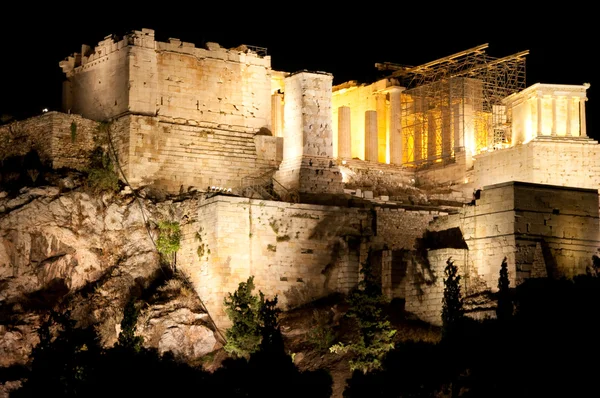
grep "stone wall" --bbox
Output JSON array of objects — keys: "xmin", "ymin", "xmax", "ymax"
[
  {"xmin": 113, "ymin": 115, "xmax": 277, "ymax": 192},
  {"xmin": 431, "ymin": 181, "xmax": 600, "ymax": 289},
  {"xmin": 60, "ymin": 29, "xmax": 273, "ymax": 134},
  {"xmin": 60, "ymin": 32, "xmax": 133, "ymax": 120},
  {"xmin": 253, "ymin": 135, "xmax": 283, "ymax": 163},
  {"xmin": 339, "ymin": 158, "xmax": 414, "ymax": 195},
  {"xmin": 405, "ymin": 248, "xmax": 469, "ymax": 326},
  {"xmin": 154, "ymin": 40, "xmax": 271, "ymax": 131},
  {"xmin": 405, "ymin": 181, "xmax": 600, "ymax": 327},
  {"xmin": 374, "ymin": 208, "xmax": 438, "ymax": 251},
  {"xmin": 374, "ymin": 208, "xmax": 441, "ymax": 301},
  {"xmin": 0, "ymin": 112, "xmax": 99, "ymax": 170},
  {"xmin": 180, "ymin": 195, "xmax": 374, "ymax": 328},
  {"xmin": 175, "ymin": 193, "xmax": 451, "ymax": 328},
  {"xmin": 511, "ymin": 181, "xmax": 600, "ymax": 280},
  {"xmin": 416, "ymin": 149, "xmax": 472, "ymax": 188}
]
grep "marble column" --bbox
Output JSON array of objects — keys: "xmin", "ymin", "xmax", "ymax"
[
  {"xmin": 566, "ymin": 98, "xmax": 572, "ymax": 137},
  {"xmin": 537, "ymin": 94, "xmax": 543, "ymax": 136},
  {"xmin": 271, "ymin": 93, "xmax": 284, "ymax": 137},
  {"xmin": 338, "ymin": 106, "xmax": 351, "ymax": 159},
  {"xmin": 551, "ymin": 97, "xmax": 557, "ymax": 136},
  {"xmin": 580, "ymin": 98, "xmax": 587, "ymax": 137},
  {"xmin": 376, "ymin": 94, "xmax": 387, "ymax": 163},
  {"xmin": 365, "ymin": 110, "xmax": 378, "ymax": 162},
  {"xmin": 388, "ymin": 87, "xmax": 403, "ymax": 164}
]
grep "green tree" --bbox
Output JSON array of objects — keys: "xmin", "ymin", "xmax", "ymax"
[
  {"xmin": 496, "ymin": 256, "xmax": 513, "ymax": 321},
  {"xmin": 223, "ymin": 276, "xmax": 262, "ymax": 358},
  {"xmin": 257, "ymin": 292, "xmax": 282, "ymax": 351},
  {"xmin": 441, "ymin": 257, "xmax": 464, "ymax": 341},
  {"xmin": 330, "ymin": 250, "xmax": 396, "ymax": 374},
  {"xmin": 116, "ymin": 298, "xmax": 144, "ymax": 352}
]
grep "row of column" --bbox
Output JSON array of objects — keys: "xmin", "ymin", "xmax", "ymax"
[
  {"xmin": 536, "ymin": 94, "xmax": 587, "ymax": 137},
  {"xmin": 338, "ymin": 87, "xmax": 404, "ymax": 164}
]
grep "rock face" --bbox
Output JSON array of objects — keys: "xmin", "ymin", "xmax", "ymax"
[
  {"xmin": 0, "ymin": 179, "xmax": 219, "ymax": 371},
  {"xmin": 136, "ymin": 278, "xmax": 220, "ymax": 360}
]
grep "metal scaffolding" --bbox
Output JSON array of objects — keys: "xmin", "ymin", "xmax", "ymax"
[{"xmin": 376, "ymin": 44, "xmax": 528, "ymax": 166}]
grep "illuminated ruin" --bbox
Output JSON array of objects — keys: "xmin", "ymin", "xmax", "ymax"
[{"xmin": 2, "ymin": 28, "xmax": 598, "ymax": 327}]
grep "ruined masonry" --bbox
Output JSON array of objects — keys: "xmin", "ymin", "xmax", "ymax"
[{"xmin": 2, "ymin": 28, "xmax": 599, "ymax": 328}]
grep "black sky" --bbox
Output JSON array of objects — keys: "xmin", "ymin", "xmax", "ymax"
[{"xmin": 1, "ymin": 6, "xmax": 596, "ymax": 139}]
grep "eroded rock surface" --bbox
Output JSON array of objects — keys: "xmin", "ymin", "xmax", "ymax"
[{"xmin": 0, "ymin": 182, "xmax": 219, "ymax": 370}]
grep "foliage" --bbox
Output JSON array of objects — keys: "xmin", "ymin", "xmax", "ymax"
[
  {"xmin": 257, "ymin": 291, "xmax": 282, "ymax": 351},
  {"xmin": 12, "ymin": 311, "xmax": 102, "ymax": 397},
  {"xmin": 222, "ymin": 275, "xmax": 284, "ymax": 359},
  {"xmin": 496, "ymin": 256, "xmax": 513, "ymax": 321},
  {"xmin": 441, "ymin": 257, "xmax": 464, "ymax": 341},
  {"xmin": 223, "ymin": 276, "xmax": 263, "ymax": 358},
  {"xmin": 218, "ymin": 277, "xmax": 332, "ymax": 398},
  {"xmin": 70, "ymin": 121, "xmax": 77, "ymax": 143},
  {"xmin": 307, "ymin": 309, "xmax": 336, "ymax": 353},
  {"xmin": 116, "ymin": 299, "xmax": 144, "ymax": 352},
  {"xmin": 156, "ymin": 220, "xmax": 181, "ymax": 265},
  {"xmin": 85, "ymin": 146, "xmax": 120, "ymax": 193},
  {"xmin": 330, "ymin": 251, "xmax": 396, "ymax": 374}
]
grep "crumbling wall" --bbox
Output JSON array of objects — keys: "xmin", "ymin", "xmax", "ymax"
[
  {"xmin": 374, "ymin": 207, "xmax": 439, "ymax": 250},
  {"xmin": 0, "ymin": 112, "xmax": 99, "ymax": 170},
  {"xmin": 182, "ymin": 196, "xmax": 372, "ymax": 328},
  {"xmin": 416, "ymin": 150, "xmax": 472, "ymax": 189},
  {"xmin": 339, "ymin": 158, "xmax": 414, "ymax": 197}
]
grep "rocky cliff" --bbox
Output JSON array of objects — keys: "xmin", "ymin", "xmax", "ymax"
[{"xmin": 0, "ymin": 174, "xmax": 220, "ymax": 395}]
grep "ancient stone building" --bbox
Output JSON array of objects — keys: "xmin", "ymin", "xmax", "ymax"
[{"xmin": 2, "ymin": 28, "xmax": 599, "ymax": 328}]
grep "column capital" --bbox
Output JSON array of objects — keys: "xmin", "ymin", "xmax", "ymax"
[{"xmin": 375, "ymin": 86, "xmax": 406, "ymax": 94}]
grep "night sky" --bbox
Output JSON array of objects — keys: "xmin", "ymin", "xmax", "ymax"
[{"xmin": 1, "ymin": 6, "xmax": 596, "ymax": 140}]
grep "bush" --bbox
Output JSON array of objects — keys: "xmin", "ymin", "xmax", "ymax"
[
  {"xmin": 156, "ymin": 221, "xmax": 181, "ymax": 266},
  {"xmin": 85, "ymin": 146, "xmax": 120, "ymax": 193},
  {"xmin": 330, "ymin": 250, "xmax": 396, "ymax": 374},
  {"xmin": 307, "ymin": 309, "xmax": 336, "ymax": 353},
  {"xmin": 223, "ymin": 276, "xmax": 262, "ymax": 358},
  {"xmin": 223, "ymin": 276, "xmax": 283, "ymax": 359}
]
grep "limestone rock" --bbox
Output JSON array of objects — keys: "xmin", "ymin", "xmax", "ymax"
[
  {"xmin": 137, "ymin": 279, "xmax": 219, "ymax": 362},
  {"xmin": 0, "ymin": 314, "xmax": 41, "ymax": 367},
  {"xmin": 0, "ymin": 182, "xmax": 217, "ymax": 368}
]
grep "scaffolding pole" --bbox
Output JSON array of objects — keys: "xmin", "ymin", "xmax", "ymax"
[{"xmin": 379, "ymin": 45, "xmax": 527, "ymax": 166}]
